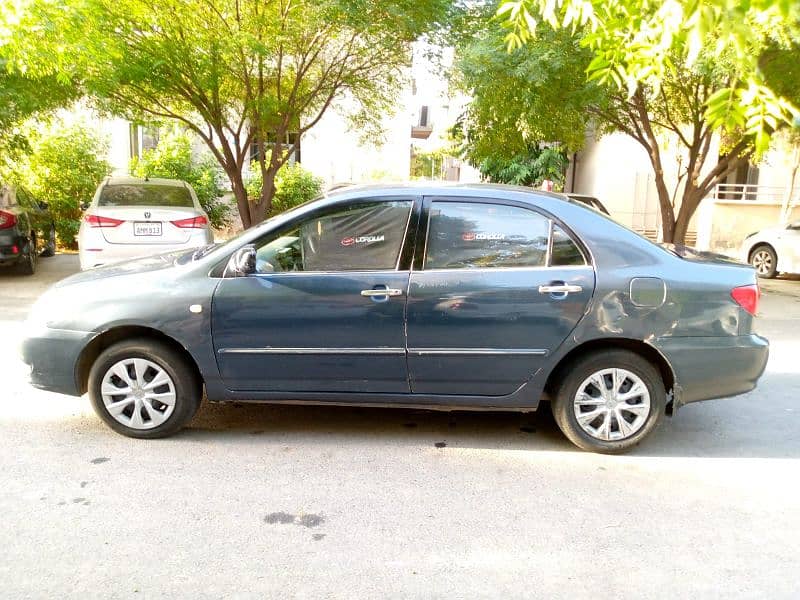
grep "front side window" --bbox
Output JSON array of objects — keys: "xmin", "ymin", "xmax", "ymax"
[
  {"xmin": 425, "ymin": 201, "xmax": 550, "ymax": 269},
  {"xmin": 254, "ymin": 200, "xmax": 412, "ymax": 273}
]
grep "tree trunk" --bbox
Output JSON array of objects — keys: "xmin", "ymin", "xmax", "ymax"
[
  {"xmin": 651, "ymin": 167, "xmax": 676, "ymax": 243},
  {"xmin": 249, "ymin": 166, "xmax": 278, "ymax": 225},
  {"xmin": 228, "ymin": 169, "xmax": 252, "ymax": 230}
]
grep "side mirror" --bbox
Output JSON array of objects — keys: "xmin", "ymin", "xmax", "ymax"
[
  {"xmin": 226, "ymin": 244, "xmax": 257, "ymax": 277},
  {"xmin": 79, "ymin": 202, "xmax": 89, "ymax": 211}
]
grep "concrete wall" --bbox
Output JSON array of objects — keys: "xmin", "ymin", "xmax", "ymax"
[{"xmin": 698, "ymin": 201, "xmax": 800, "ymax": 256}]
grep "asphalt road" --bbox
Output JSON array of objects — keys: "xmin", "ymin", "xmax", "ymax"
[{"xmin": 1, "ymin": 255, "xmax": 798, "ymax": 599}]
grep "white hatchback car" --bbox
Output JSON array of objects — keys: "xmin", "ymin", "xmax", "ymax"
[
  {"xmin": 78, "ymin": 177, "xmax": 213, "ymax": 270},
  {"xmin": 741, "ymin": 220, "xmax": 800, "ymax": 278}
]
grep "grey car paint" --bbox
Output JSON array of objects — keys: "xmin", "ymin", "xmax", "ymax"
[{"xmin": 21, "ymin": 184, "xmax": 768, "ymax": 413}]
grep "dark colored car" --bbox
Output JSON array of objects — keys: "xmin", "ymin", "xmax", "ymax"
[
  {"xmin": 0, "ymin": 184, "xmax": 56, "ymax": 275},
  {"xmin": 566, "ymin": 193, "xmax": 610, "ymax": 215},
  {"xmin": 22, "ymin": 184, "xmax": 768, "ymax": 453}
]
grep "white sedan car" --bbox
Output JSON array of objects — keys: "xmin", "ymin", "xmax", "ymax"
[
  {"xmin": 741, "ymin": 220, "xmax": 800, "ymax": 278},
  {"xmin": 78, "ymin": 177, "xmax": 213, "ymax": 270}
]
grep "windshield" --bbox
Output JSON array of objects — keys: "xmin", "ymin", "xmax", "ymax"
[{"xmin": 99, "ymin": 184, "xmax": 194, "ymax": 207}]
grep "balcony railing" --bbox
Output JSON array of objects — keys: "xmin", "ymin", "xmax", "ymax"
[{"xmin": 710, "ymin": 183, "xmax": 800, "ymax": 204}]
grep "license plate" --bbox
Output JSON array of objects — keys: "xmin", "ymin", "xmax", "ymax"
[{"xmin": 134, "ymin": 222, "xmax": 162, "ymax": 236}]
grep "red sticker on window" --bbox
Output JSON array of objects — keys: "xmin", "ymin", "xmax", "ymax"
[
  {"xmin": 341, "ymin": 237, "xmax": 355, "ymax": 247},
  {"xmin": 462, "ymin": 232, "xmax": 476, "ymax": 241}
]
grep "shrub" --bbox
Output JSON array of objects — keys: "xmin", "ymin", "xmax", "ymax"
[
  {"xmin": 245, "ymin": 160, "xmax": 324, "ymax": 216},
  {"xmin": 130, "ymin": 128, "xmax": 231, "ymax": 229},
  {"xmin": 13, "ymin": 121, "xmax": 111, "ymax": 248}
]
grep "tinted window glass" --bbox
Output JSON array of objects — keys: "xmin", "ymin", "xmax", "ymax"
[
  {"xmin": 99, "ymin": 184, "xmax": 194, "ymax": 207},
  {"xmin": 425, "ymin": 202, "xmax": 549, "ymax": 269},
  {"xmin": 254, "ymin": 200, "xmax": 412, "ymax": 273},
  {"xmin": 551, "ymin": 224, "xmax": 586, "ymax": 266}
]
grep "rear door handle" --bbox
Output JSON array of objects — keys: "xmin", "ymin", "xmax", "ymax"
[
  {"xmin": 361, "ymin": 288, "xmax": 403, "ymax": 297},
  {"xmin": 538, "ymin": 284, "xmax": 583, "ymax": 294}
]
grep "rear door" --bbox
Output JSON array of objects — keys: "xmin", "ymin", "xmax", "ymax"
[{"xmin": 406, "ymin": 197, "xmax": 595, "ymax": 396}]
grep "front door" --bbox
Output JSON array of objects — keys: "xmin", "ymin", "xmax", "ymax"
[
  {"xmin": 406, "ymin": 198, "xmax": 595, "ymax": 396},
  {"xmin": 212, "ymin": 198, "xmax": 416, "ymax": 393}
]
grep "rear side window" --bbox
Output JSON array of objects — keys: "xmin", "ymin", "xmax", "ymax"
[
  {"xmin": 99, "ymin": 184, "xmax": 194, "ymax": 208},
  {"xmin": 551, "ymin": 224, "xmax": 586, "ymax": 266},
  {"xmin": 425, "ymin": 202, "xmax": 550, "ymax": 269}
]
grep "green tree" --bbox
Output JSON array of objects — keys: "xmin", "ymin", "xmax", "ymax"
[
  {"xmin": 0, "ymin": 62, "xmax": 77, "ymax": 168},
  {"xmin": 245, "ymin": 160, "xmax": 324, "ymax": 216},
  {"xmin": 7, "ymin": 0, "xmax": 449, "ymax": 228},
  {"xmin": 498, "ymin": 0, "xmax": 800, "ymax": 153},
  {"xmin": 12, "ymin": 122, "xmax": 111, "ymax": 247},
  {"xmin": 456, "ymin": 4, "xmax": 800, "ymax": 243},
  {"xmin": 130, "ymin": 128, "xmax": 231, "ymax": 229}
]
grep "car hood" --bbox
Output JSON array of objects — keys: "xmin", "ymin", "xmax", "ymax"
[{"xmin": 55, "ymin": 250, "xmax": 190, "ymax": 287}]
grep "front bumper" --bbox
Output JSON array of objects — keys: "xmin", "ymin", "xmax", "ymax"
[
  {"xmin": 654, "ymin": 334, "xmax": 769, "ymax": 406},
  {"xmin": 21, "ymin": 327, "xmax": 96, "ymax": 396}
]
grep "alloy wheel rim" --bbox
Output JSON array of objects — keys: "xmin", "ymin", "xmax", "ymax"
[
  {"xmin": 752, "ymin": 250, "xmax": 772, "ymax": 275},
  {"xmin": 100, "ymin": 358, "xmax": 176, "ymax": 430},
  {"xmin": 573, "ymin": 368, "xmax": 651, "ymax": 441}
]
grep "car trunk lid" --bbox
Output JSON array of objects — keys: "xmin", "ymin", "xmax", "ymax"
[{"xmin": 90, "ymin": 206, "xmax": 204, "ymax": 245}]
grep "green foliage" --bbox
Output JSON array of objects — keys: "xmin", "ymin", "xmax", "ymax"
[
  {"xmin": 0, "ymin": 60, "xmax": 78, "ymax": 168},
  {"xmin": 477, "ymin": 146, "xmax": 568, "ymax": 188},
  {"xmin": 410, "ymin": 148, "xmax": 450, "ymax": 179},
  {"xmin": 245, "ymin": 161, "xmax": 324, "ymax": 216},
  {"xmin": 130, "ymin": 129, "xmax": 231, "ymax": 229},
  {"xmin": 497, "ymin": 0, "xmax": 800, "ymax": 156},
  {"xmin": 11, "ymin": 122, "xmax": 111, "ymax": 248},
  {"xmin": 452, "ymin": 21, "xmax": 599, "ymax": 162},
  {"xmin": 5, "ymin": 0, "xmax": 449, "ymax": 227}
]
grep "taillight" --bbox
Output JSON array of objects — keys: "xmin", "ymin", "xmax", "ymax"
[
  {"xmin": 0, "ymin": 210, "xmax": 17, "ymax": 229},
  {"xmin": 171, "ymin": 216, "xmax": 208, "ymax": 229},
  {"xmin": 85, "ymin": 214, "xmax": 124, "ymax": 228},
  {"xmin": 731, "ymin": 284, "xmax": 760, "ymax": 316}
]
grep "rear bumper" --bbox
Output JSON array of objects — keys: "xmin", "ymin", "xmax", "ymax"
[
  {"xmin": 654, "ymin": 334, "xmax": 769, "ymax": 405},
  {"xmin": 20, "ymin": 327, "xmax": 95, "ymax": 396}
]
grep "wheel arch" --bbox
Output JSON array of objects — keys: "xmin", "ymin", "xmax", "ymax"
[
  {"xmin": 75, "ymin": 325, "xmax": 204, "ymax": 394},
  {"xmin": 748, "ymin": 241, "xmax": 777, "ymax": 264},
  {"xmin": 544, "ymin": 338, "xmax": 677, "ymax": 413}
]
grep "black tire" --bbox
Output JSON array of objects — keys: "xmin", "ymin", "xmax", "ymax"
[
  {"xmin": 550, "ymin": 349, "xmax": 665, "ymax": 454},
  {"xmin": 17, "ymin": 236, "xmax": 37, "ymax": 275},
  {"xmin": 40, "ymin": 225, "xmax": 56, "ymax": 257},
  {"xmin": 88, "ymin": 338, "xmax": 202, "ymax": 439},
  {"xmin": 749, "ymin": 244, "xmax": 777, "ymax": 279}
]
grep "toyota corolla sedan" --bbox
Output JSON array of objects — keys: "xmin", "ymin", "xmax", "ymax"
[
  {"xmin": 78, "ymin": 176, "xmax": 213, "ymax": 270},
  {"xmin": 22, "ymin": 184, "xmax": 768, "ymax": 453}
]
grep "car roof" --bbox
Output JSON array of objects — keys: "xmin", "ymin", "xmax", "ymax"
[
  {"xmin": 324, "ymin": 181, "xmax": 569, "ymax": 204},
  {"xmin": 105, "ymin": 176, "xmax": 188, "ymax": 187}
]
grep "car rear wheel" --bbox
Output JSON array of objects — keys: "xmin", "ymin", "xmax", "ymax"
[
  {"xmin": 551, "ymin": 349, "xmax": 665, "ymax": 454},
  {"xmin": 40, "ymin": 225, "xmax": 56, "ymax": 257},
  {"xmin": 88, "ymin": 339, "xmax": 202, "ymax": 439},
  {"xmin": 750, "ymin": 245, "xmax": 777, "ymax": 278},
  {"xmin": 17, "ymin": 236, "xmax": 37, "ymax": 275}
]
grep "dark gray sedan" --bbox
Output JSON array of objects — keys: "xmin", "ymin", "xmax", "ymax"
[{"xmin": 22, "ymin": 184, "xmax": 769, "ymax": 453}]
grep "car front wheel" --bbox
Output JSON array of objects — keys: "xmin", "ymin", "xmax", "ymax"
[
  {"xmin": 88, "ymin": 339, "xmax": 202, "ymax": 439},
  {"xmin": 750, "ymin": 245, "xmax": 777, "ymax": 278},
  {"xmin": 551, "ymin": 349, "xmax": 665, "ymax": 454}
]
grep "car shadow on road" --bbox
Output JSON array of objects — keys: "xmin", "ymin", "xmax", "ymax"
[{"xmin": 175, "ymin": 381, "xmax": 800, "ymax": 459}]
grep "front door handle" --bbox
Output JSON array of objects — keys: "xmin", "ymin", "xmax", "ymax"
[
  {"xmin": 361, "ymin": 288, "xmax": 404, "ymax": 297},
  {"xmin": 538, "ymin": 284, "xmax": 583, "ymax": 294}
]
